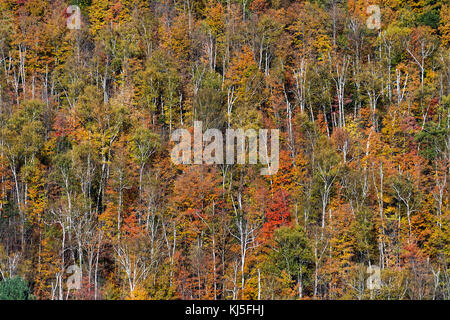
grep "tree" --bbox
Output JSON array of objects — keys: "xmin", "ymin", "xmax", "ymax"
[
  {"xmin": 265, "ymin": 225, "xmax": 313, "ymax": 299},
  {"xmin": 0, "ymin": 276, "xmax": 34, "ymax": 300}
]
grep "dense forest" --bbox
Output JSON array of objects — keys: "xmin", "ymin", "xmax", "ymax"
[{"xmin": 0, "ymin": 0, "xmax": 448, "ymax": 300}]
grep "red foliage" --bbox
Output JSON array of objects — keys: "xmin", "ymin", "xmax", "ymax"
[{"xmin": 261, "ymin": 189, "xmax": 291, "ymax": 240}]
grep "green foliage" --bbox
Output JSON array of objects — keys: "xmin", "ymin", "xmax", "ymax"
[
  {"xmin": 0, "ymin": 277, "xmax": 34, "ymax": 300},
  {"xmin": 130, "ymin": 127, "xmax": 160, "ymax": 166},
  {"xmin": 417, "ymin": 9, "xmax": 441, "ymax": 29},
  {"xmin": 415, "ymin": 121, "xmax": 448, "ymax": 160},
  {"xmin": 265, "ymin": 225, "xmax": 314, "ymax": 288}
]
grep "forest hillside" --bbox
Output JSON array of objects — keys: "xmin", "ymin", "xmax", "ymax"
[{"xmin": 0, "ymin": 0, "xmax": 448, "ymax": 300}]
